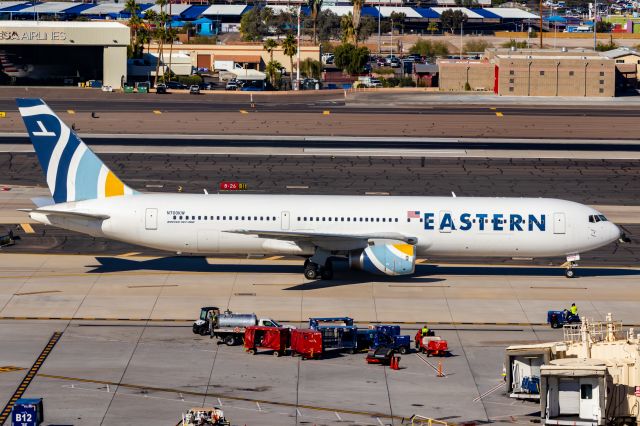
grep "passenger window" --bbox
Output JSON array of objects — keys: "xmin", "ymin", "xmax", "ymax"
[
  {"xmin": 297, "ymin": 217, "xmax": 301, "ymax": 221},
  {"xmin": 173, "ymin": 216, "xmax": 176, "ymax": 220},
  {"xmin": 580, "ymin": 384, "xmax": 592, "ymax": 400},
  {"xmin": 260, "ymin": 216, "xmax": 263, "ymax": 220},
  {"xmin": 235, "ymin": 216, "xmax": 239, "ymax": 220},
  {"xmin": 254, "ymin": 216, "xmax": 257, "ymax": 220},
  {"xmin": 192, "ymin": 216, "xmax": 195, "ymax": 220},
  {"xmin": 179, "ymin": 216, "xmax": 183, "ymax": 220},
  {"xmin": 198, "ymin": 216, "xmax": 201, "ymax": 220},
  {"xmin": 217, "ymin": 216, "xmax": 220, "ymax": 220},
  {"xmin": 395, "ymin": 218, "xmax": 398, "ymax": 222},
  {"xmin": 242, "ymin": 216, "xmax": 245, "ymax": 220},
  {"xmin": 247, "ymin": 217, "xmax": 251, "ymax": 221},
  {"xmin": 328, "ymin": 218, "xmax": 331, "ymax": 221}
]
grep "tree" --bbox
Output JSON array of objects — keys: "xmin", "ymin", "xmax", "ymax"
[
  {"xmin": 427, "ymin": 21, "xmax": 438, "ymax": 35},
  {"xmin": 300, "ymin": 58, "xmax": 322, "ymax": 79},
  {"xmin": 440, "ymin": 9, "xmax": 467, "ymax": 34},
  {"xmin": 315, "ymin": 10, "xmax": 341, "ymax": 42},
  {"xmin": 390, "ymin": 12, "xmax": 406, "ymax": 34},
  {"xmin": 455, "ymin": 0, "xmax": 479, "ymax": 6},
  {"xmin": 240, "ymin": 7, "xmax": 273, "ymax": 41},
  {"xmin": 350, "ymin": 0, "xmax": 364, "ymax": 44},
  {"xmin": 358, "ymin": 16, "xmax": 377, "ymax": 42},
  {"xmin": 281, "ymin": 33, "xmax": 298, "ymax": 81},
  {"xmin": 596, "ymin": 21, "xmax": 612, "ymax": 33},
  {"xmin": 308, "ymin": 0, "xmax": 323, "ymax": 44},
  {"xmin": 334, "ymin": 43, "xmax": 369, "ymax": 74},
  {"xmin": 263, "ymin": 38, "xmax": 278, "ymax": 63},
  {"xmin": 340, "ymin": 13, "xmax": 355, "ymax": 43},
  {"xmin": 125, "ymin": 0, "xmax": 142, "ymax": 57},
  {"xmin": 266, "ymin": 59, "xmax": 283, "ymax": 87}
]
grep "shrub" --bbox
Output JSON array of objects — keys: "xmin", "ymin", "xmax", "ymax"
[
  {"xmin": 463, "ymin": 39, "xmax": 490, "ymax": 54},
  {"xmin": 177, "ymin": 75, "xmax": 203, "ymax": 85},
  {"xmin": 410, "ymin": 39, "xmax": 449, "ymax": 58},
  {"xmin": 501, "ymin": 39, "xmax": 528, "ymax": 48},
  {"xmin": 596, "ymin": 41, "xmax": 618, "ymax": 52},
  {"xmin": 334, "ymin": 43, "xmax": 370, "ymax": 74},
  {"xmin": 372, "ymin": 67, "xmax": 395, "ymax": 75}
]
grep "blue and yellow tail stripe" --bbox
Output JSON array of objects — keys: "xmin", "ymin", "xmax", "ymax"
[{"xmin": 16, "ymin": 98, "xmax": 137, "ymax": 204}]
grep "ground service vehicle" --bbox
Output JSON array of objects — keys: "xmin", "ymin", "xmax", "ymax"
[
  {"xmin": 418, "ymin": 335, "xmax": 449, "ymax": 356},
  {"xmin": 547, "ymin": 310, "xmax": 581, "ymax": 328},
  {"xmin": 189, "ymin": 85, "xmax": 200, "ymax": 94},
  {"xmin": 155, "ymin": 83, "xmax": 167, "ymax": 94},
  {"xmin": 373, "ymin": 325, "xmax": 411, "ymax": 354},
  {"xmin": 366, "ymin": 346, "xmax": 395, "ymax": 365},
  {"xmin": 309, "ymin": 317, "xmax": 358, "ymax": 354},
  {"xmin": 192, "ymin": 307, "xmax": 283, "ymax": 345},
  {"xmin": 290, "ymin": 329, "xmax": 323, "ymax": 359},
  {"xmin": 244, "ymin": 326, "xmax": 290, "ymax": 357},
  {"xmin": 225, "ymin": 80, "xmax": 238, "ymax": 90},
  {"xmin": 181, "ymin": 407, "xmax": 230, "ymax": 426}
]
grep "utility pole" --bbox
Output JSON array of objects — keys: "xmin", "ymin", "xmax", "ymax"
[
  {"xmin": 377, "ymin": 5, "xmax": 381, "ymax": 54},
  {"xmin": 593, "ymin": 0, "xmax": 597, "ymax": 50},
  {"xmin": 460, "ymin": 21, "xmax": 463, "ymax": 59},
  {"xmin": 539, "ymin": 0, "xmax": 543, "ymax": 48},
  {"xmin": 296, "ymin": 5, "xmax": 301, "ymax": 90}
]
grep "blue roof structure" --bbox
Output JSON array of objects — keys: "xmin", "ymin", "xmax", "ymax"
[
  {"xmin": 546, "ymin": 15, "xmax": 567, "ymax": 22},
  {"xmin": 414, "ymin": 7, "xmax": 439, "ymax": 18},
  {"xmin": 62, "ymin": 3, "xmax": 96, "ymax": 14},
  {"xmin": 361, "ymin": 6, "xmax": 380, "ymax": 18},
  {"xmin": 182, "ymin": 5, "xmax": 208, "ymax": 19},
  {"xmin": 0, "ymin": 2, "xmax": 35, "ymax": 12},
  {"xmin": 470, "ymin": 8, "xmax": 501, "ymax": 19}
]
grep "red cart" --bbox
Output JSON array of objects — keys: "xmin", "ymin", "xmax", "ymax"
[
  {"xmin": 290, "ymin": 329, "xmax": 322, "ymax": 359},
  {"xmin": 244, "ymin": 326, "xmax": 290, "ymax": 357},
  {"xmin": 418, "ymin": 336, "xmax": 449, "ymax": 357}
]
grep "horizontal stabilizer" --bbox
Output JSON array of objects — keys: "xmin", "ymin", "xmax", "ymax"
[
  {"xmin": 19, "ymin": 208, "xmax": 110, "ymax": 221},
  {"xmin": 31, "ymin": 196, "xmax": 55, "ymax": 208}
]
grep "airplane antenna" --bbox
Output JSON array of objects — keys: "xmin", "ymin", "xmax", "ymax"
[{"xmin": 451, "ymin": 192, "xmax": 457, "ymax": 198}]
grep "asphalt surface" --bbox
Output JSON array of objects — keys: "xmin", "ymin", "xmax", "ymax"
[
  {"xmin": 4, "ymin": 153, "xmax": 640, "ymax": 204},
  {"xmin": 5, "ymin": 96, "xmax": 640, "ymax": 116}
]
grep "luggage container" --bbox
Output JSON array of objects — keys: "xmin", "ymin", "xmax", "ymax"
[
  {"xmin": 418, "ymin": 336, "xmax": 449, "ymax": 356},
  {"xmin": 244, "ymin": 326, "xmax": 290, "ymax": 357},
  {"xmin": 309, "ymin": 317, "xmax": 358, "ymax": 354},
  {"xmin": 290, "ymin": 329, "xmax": 322, "ymax": 359}
]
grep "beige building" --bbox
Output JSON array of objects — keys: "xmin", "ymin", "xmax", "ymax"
[
  {"xmin": 495, "ymin": 54, "xmax": 615, "ymax": 97},
  {"xmin": 0, "ymin": 21, "xmax": 129, "ymax": 88},
  {"xmin": 439, "ymin": 48, "xmax": 617, "ymax": 97},
  {"xmin": 437, "ymin": 59, "xmax": 495, "ymax": 92}
]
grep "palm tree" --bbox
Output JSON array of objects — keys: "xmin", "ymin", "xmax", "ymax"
[
  {"xmin": 266, "ymin": 59, "xmax": 283, "ymax": 88},
  {"xmin": 124, "ymin": 0, "xmax": 141, "ymax": 55},
  {"xmin": 340, "ymin": 13, "xmax": 355, "ymax": 44},
  {"xmin": 308, "ymin": 0, "xmax": 323, "ymax": 45},
  {"xmin": 281, "ymin": 33, "xmax": 297, "ymax": 88},
  {"xmin": 153, "ymin": 0, "xmax": 168, "ymax": 84},
  {"xmin": 350, "ymin": 0, "xmax": 364, "ymax": 44},
  {"xmin": 142, "ymin": 10, "xmax": 156, "ymax": 56},
  {"xmin": 263, "ymin": 38, "xmax": 278, "ymax": 63}
]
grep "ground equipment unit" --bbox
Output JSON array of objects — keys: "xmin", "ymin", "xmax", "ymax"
[
  {"xmin": 244, "ymin": 326, "xmax": 291, "ymax": 357},
  {"xmin": 192, "ymin": 307, "xmax": 283, "ymax": 345},
  {"xmin": 290, "ymin": 329, "xmax": 323, "ymax": 359},
  {"xmin": 547, "ymin": 310, "xmax": 580, "ymax": 328},
  {"xmin": 366, "ymin": 346, "xmax": 395, "ymax": 365},
  {"xmin": 11, "ymin": 398, "xmax": 43, "ymax": 426},
  {"xmin": 418, "ymin": 336, "xmax": 449, "ymax": 356},
  {"xmin": 309, "ymin": 317, "xmax": 358, "ymax": 354}
]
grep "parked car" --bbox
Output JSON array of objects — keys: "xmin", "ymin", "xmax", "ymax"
[
  {"xmin": 189, "ymin": 85, "xmax": 201, "ymax": 94},
  {"xmin": 155, "ymin": 83, "xmax": 167, "ymax": 94},
  {"xmin": 198, "ymin": 82, "xmax": 212, "ymax": 90},
  {"xmin": 368, "ymin": 78, "xmax": 382, "ymax": 88},
  {"xmin": 225, "ymin": 80, "xmax": 238, "ymax": 91},
  {"xmin": 166, "ymin": 81, "xmax": 187, "ymax": 90}
]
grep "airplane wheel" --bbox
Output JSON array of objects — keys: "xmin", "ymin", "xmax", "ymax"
[
  {"xmin": 304, "ymin": 265, "xmax": 318, "ymax": 280},
  {"xmin": 321, "ymin": 267, "xmax": 333, "ymax": 280},
  {"xmin": 565, "ymin": 269, "xmax": 575, "ymax": 278}
]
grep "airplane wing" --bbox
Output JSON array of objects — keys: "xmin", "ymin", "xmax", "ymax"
[
  {"xmin": 223, "ymin": 229, "xmax": 417, "ymax": 250},
  {"xmin": 18, "ymin": 209, "xmax": 110, "ymax": 221}
]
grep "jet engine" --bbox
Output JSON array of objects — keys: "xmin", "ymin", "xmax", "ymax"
[{"xmin": 349, "ymin": 240, "xmax": 416, "ymax": 276}]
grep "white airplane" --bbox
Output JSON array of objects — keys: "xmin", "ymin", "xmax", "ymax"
[{"xmin": 17, "ymin": 98, "xmax": 625, "ymax": 280}]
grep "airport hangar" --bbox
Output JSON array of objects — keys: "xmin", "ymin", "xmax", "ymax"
[{"xmin": 0, "ymin": 20, "xmax": 129, "ymax": 88}]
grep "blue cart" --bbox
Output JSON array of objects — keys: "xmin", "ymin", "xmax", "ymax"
[
  {"xmin": 309, "ymin": 317, "xmax": 358, "ymax": 354},
  {"xmin": 356, "ymin": 325, "xmax": 411, "ymax": 354},
  {"xmin": 547, "ymin": 310, "xmax": 581, "ymax": 328}
]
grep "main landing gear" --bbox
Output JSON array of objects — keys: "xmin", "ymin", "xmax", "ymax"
[
  {"xmin": 304, "ymin": 258, "xmax": 334, "ymax": 280},
  {"xmin": 304, "ymin": 249, "xmax": 334, "ymax": 280}
]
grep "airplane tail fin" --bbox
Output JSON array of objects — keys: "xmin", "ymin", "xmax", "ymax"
[{"xmin": 16, "ymin": 98, "xmax": 137, "ymax": 204}]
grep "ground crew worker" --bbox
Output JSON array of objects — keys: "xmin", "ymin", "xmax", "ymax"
[
  {"xmin": 207, "ymin": 309, "xmax": 214, "ymax": 338},
  {"xmin": 421, "ymin": 325, "xmax": 430, "ymax": 336},
  {"xmin": 570, "ymin": 303, "xmax": 578, "ymax": 316}
]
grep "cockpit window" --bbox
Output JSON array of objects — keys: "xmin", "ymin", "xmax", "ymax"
[{"xmin": 589, "ymin": 215, "xmax": 608, "ymax": 223}]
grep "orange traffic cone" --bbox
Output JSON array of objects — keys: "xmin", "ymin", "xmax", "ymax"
[{"xmin": 437, "ymin": 360, "xmax": 444, "ymax": 377}]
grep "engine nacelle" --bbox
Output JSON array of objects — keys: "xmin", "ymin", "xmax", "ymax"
[{"xmin": 349, "ymin": 240, "xmax": 416, "ymax": 276}]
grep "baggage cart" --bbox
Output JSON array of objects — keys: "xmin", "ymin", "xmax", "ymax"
[{"xmin": 244, "ymin": 326, "xmax": 290, "ymax": 357}]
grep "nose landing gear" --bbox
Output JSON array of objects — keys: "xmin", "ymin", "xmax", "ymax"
[{"xmin": 563, "ymin": 254, "xmax": 580, "ymax": 278}]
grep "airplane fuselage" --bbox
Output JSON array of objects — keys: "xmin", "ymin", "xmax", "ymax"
[{"xmin": 30, "ymin": 194, "xmax": 621, "ymax": 259}]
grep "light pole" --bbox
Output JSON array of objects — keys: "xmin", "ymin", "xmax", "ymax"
[
  {"xmin": 593, "ymin": 0, "xmax": 597, "ymax": 51},
  {"xmin": 460, "ymin": 21, "xmax": 463, "ymax": 59},
  {"xmin": 296, "ymin": 5, "xmax": 301, "ymax": 90},
  {"xmin": 377, "ymin": 5, "xmax": 381, "ymax": 54}
]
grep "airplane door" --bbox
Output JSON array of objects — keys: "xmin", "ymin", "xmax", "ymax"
[
  {"xmin": 145, "ymin": 208, "xmax": 158, "ymax": 230},
  {"xmin": 439, "ymin": 210, "xmax": 451, "ymax": 233},
  {"xmin": 579, "ymin": 379, "xmax": 598, "ymax": 420},
  {"xmin": 281, "ymin": 211, "xmax": 290, "ymax": 230},
  {"xmin": 553, "ymin": 212, "xmax": 566, "ymax": 234}
]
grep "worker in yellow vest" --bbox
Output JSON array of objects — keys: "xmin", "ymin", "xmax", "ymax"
[
  {"xmin": 570, "ymin": 303, "xmax": 578, "ymax": 316},
  {"xmin": 421, "ymin": 325, "xmax": 430, "ymax": 336}
]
